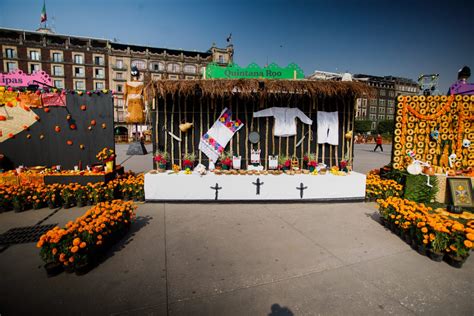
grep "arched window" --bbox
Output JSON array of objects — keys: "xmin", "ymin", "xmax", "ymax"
[
  {"xmin": 131, "ymin": 59, "xmax": 146, "ymax": 70},
  {"xmin": 167, "ymin": 63, "xmax": 181, "ymax": 73},
  {"xmin": 183, "ymin": 65, "xmax": 196, "ymax": 74},
  {"xmin": 150, "ymin": 62, "xmax": 165, "ymax": 72}
]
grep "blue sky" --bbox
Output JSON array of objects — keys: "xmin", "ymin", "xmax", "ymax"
[{"xmin": 1, "ymin": 0, "xmax": 473, "ymax": 91}]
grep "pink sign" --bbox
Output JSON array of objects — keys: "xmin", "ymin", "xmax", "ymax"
[{"xmin": 0, "ymin": 70, "xmax": 52, "ymax": 87}]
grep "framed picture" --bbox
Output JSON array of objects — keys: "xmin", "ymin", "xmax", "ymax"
[{"xmin": 447, "ymin": 177, "xmax": 474, "ymax": 208}]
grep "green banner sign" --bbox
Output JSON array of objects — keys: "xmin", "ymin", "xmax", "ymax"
[{"xmin": 206, "ymin": 62, "xmax": 304, "ymax": 80}]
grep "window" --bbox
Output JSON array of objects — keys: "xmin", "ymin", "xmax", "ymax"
[
  {"xmin": 168, "ymin": 74, "xmax": 179, "ymax": 80},
  {"xmin": 152, "ymin": 74, "xmax": 162, "ymax": 80},
  {"xmin": 369, "ymin": 98, "xmax": 377, "ymax": 105},
  {"xmin": 6, "ymin": 62, "xmax": 17, "ymax": 72},
  {"xmin": 388, "ymin": 100, "xmax": 395, "ymax": 107},
  {"xmin": 54, "ymin": 80, "xmax": 64, "ymax": 89},
  {"xmin": 378, "ymin": 114, "xmax": 385, "ymax": 120},
  {"xmin": 5, "ymin": 48, "xmax": 16, "ymax": 58},
  {"xmin": 369, "ymin": 114, "xmax": 377, "ymax": 121},
  {"xmin": 95, "ymin": 82, "xmax": 104, "ymax": 90},
  {"xmin": 116, "ymin": 72, "xmax": 123, "ymax": 79},
  {"xmin": 167, "ymin": 63, "xmax": 180, "ymax": 73},
  {"xmin": 184, "ymin": 65, "xmax": 196, "ymax": 74},
  {"xmin": 379, "ymin": 89, "xmax": 386, "ymax": 96},
  {"xmin": 218, "ymin": 55, "xmax": 224, "ymax": 63},
  {"xmin": 388, "ymin": 90, "xmax": 395, "ymax": 97},
  {"xmin": 132, "ymin": 60, "xmax": 146, "ymax": 70},
  {"xmin": 116, "ymin": 98, "xmax": 124, "ymax": 107},
  {"xmin": 185, "ymin": 76, "xmax": 195, "ymax": 80},
  {"xmin": 95, "ymin": 68, "xmax": 105, "ymax": 79},
  {"xmin": 29, "ymin": 63, "xmax": 40, "ymax": 73},
  {"xmin": 115, "ymin": 59, "xmax": 124, "ymax": 69},
  {"xmin": 52, "ymin": 65, "xmax": 63, "ymax": 76},
  {"xmin": 52, "ymin": 52, "xmax": 63, "ymax": 62},
  {"xmin": 151, "ymin": 62, "xmax": 164, "ymax": 71},
  {"xmin": 387, "ymin": 115, "xmax": 394, "ymax": 120},
  {"xmin": 75, "ymin": 80, "xmax": 85, "ymax": 90},
  {"xmin": 379, "ymin": 107, "xmax": 385, "ymax": 114},
  {"xmin": 379, "ymin": 99, "xmax": 386, "ymax": 106},
  {"xmin": 74, "ymin": 66, "xmax": 84, "ymax": 77},
  {"xmin": 29, "ymin": 50, "xmax": 40, "ymax": 60},
  {"xmin": 73, "ymin": 54, "xmax": 84, "ymax": 64},
  {"xmin": 370, "ymin": 106, "xmax": 377, "ymax": 113},
  {"xmin": 362, "ymin": 98, "xmax": 367, "ymax": 106},
  {"xmin": 94, "ymin": 56, "xmax": 104, "ymax": 65},
  {"xmin": 116, "ymin": 84, "xmax": 123, "ymax": 93}
]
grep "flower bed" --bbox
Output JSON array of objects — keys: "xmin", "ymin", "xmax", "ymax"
[
  {"xmin": 37, "ymin": 200, "xmax": 136, "ymax": 275},
  {"xmin": 377, "ymin": 196, "xmax": 473, "ymax": 268},
  {"xmin": 0, "ymin": 173, "xmax": 144, "ymax": 212},
  {"xmin": 365, "ymin": 171, "xmax": 404, "ymax": 201}
]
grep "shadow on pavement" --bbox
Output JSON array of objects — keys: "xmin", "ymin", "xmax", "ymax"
[{"xmin": 268, "ymin": 303, "xmax": 294, "ymax": 316}]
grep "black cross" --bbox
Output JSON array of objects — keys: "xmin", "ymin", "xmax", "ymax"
[
  {"xmin": 252, "ymin": 178, "xmax": 264, "ymax": 195},
  {"xmin": 296, "ymin": 183, "xmax": 308, "ymax": 199},
  {"xmin": 210, "ymin": 183, "xmax": 222, "ymax": 200}
]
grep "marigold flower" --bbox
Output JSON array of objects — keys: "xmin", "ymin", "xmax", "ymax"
[{"xmin": 71, "ymin": 246, "xmax": 79, "ymax": 253}]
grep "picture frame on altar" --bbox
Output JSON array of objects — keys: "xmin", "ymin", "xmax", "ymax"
[{"xmin": 447, "ymin": 178, "xmax": 474, "ymax": 208}]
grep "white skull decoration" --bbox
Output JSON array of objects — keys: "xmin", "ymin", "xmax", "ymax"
[{"xmin": 463, "ymin": 139, "xmax": 471, "ymax": 148}]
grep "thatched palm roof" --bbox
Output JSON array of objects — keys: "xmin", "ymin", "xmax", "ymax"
[{"xmin": 150, "ymin": 79, "xmax": 373, "ymax": 98}]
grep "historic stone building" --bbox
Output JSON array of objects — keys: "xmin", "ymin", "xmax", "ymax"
[{"xmin": 0, "ymin": 27, "xmax": 234, "ymax": 140}]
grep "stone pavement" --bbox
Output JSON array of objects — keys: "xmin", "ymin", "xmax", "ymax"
[{"xmin": 1, "ymin": 143, "xmax": 473, "ymax": 315}]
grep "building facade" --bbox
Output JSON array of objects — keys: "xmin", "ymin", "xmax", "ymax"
[
  {"xmin": 353, "ymin": 74, "xmax": 418, "ymax": 130},
  {"xmin": 0, "ymin": 27, "xmax": 234, "ymax": 140}
]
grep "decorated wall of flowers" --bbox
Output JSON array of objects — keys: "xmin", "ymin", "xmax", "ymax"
[{"xmin": 392, "ymin": 95, "xmax": 474, "ymax": 172}]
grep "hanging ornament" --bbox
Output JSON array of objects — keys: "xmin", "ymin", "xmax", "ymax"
[
  {"xmin": 39, "ymin": 134, "xmax": 45, "ymax": 140},
  {"xmin": 69, "ymin": 124, "xmax": 76, "ymax": 130},
  {"xmin": 101, "ymin": 123, "xmax": 107, "ymax": 129},
  {"xmin": 66, "ymin": 114, "xmax": 72, "ymax": 120},
  {"xmin": 26, "ymin": 134, "xmax": 31, "ymax": 139},
  {"xmin": 7, "ymin": 133, "xmax": 14, "ymax": 139},
  {"xmin": 79, "ymin": 144, "xmax": 85, "ymax": 150},
  {"xmin": 87, "ymin": 91, "xmax": 92, "ymax": 96},
  {"xmin": 22, "ymin": 125, "xmax": 29, "ymax": 131},
  {"xmin": 54, "ymin": 126, "xmax": 61, "ymax": 133},
  {"xmin": 34, "ymin": 115, "xmax": 40, "ymax": 121},
  {"xmin": 44, "ymin": 107, "xmax": 50, "ymax": 113},
  {"xmin": 90, "ymin": 119, "xmax": 96, "ymax": 126},
  {"xmin": 66, "ymin": 140, "xmax": 73, "ymax": 145},
  {"xmin": 88, "ymin": 126, "xmax": 93, "ymax": 131},
  {"xmin": 77, "ymin": 91, "xmax": 84, "ymax": 96},
  {"xmin": 80, "ymin": 105, "xmax": 87, "ymax": 111}
]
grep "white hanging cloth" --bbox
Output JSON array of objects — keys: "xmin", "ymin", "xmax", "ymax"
[
  {"xmin": 253, "ymin": 107, "xmax": 312, "ymax": 137},
  {"xmin": 317, "ymin": 111, "xmax": 339, "ymax": 145}
]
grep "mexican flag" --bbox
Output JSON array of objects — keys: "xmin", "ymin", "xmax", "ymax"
[{"xmin": 40, "ymin": 1, "xmax": 47, "ymax": 23}]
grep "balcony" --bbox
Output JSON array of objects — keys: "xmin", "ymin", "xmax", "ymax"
[
  {"xmin": 114, "ymin": 76, "xmax": 127, "ymax": 81},
  {"xmin": 51, "ymin": 57, "xmax": 64, "ymax": 63},
  {"xmin": 112, "ymin": 64, "xmax": 127, "ymax": 70},
  {"xmin": 94, "ymin": 74, "xmax": 105, "ymax": 79},
  {"xmin": 29, "ymin": 56, "xmax": 41, "ymax": 61},
  {"xmin": 74, "ymin": 73, "xmax": 85, "ymax": 78},
  {"xmin": 52, "ymin": 72, "xmax": 64, "ymax": 77},
  {"xmin": 94, "ymin": 60, "xmax": 105, "ymax": 66}
]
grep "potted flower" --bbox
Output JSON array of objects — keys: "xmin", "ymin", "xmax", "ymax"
[
  {"xmin": 96, "ymin": 147, "xmax": 115, "ymax": 172},
  {"xmin": 307, "ymin": 153, "xmax": 318, "ymax": 172},
  {"xmin": 74, "ymin": 185, "xmax": 87, "ymax": 207},
  {"xmin": 339, "ymin": 160, "xmax": 349, "ymax": 173},
  {"xmin": 182, "ymin": 153, "xmax": 196, "ymax": 170},
  {"xmin": 279, "ymin": 155, "xmax": 291, "ymax": 171},
  {"xmin": 220, "ymin": 152, "xmax": 233, "ymax": 170},
  {"xmin": 154, "ymin": 151, "xmax": 169, "ymax": 170},
  {"xmin": 60, "ymin": 184, "xmax": 75, "ymax": 209},
  {"xmin": 428, "ymin": 231, "xmax": 448, "ymax": 262}
]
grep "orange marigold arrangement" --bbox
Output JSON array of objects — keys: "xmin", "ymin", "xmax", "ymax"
[
  {"xmin": 0, "ymin": 173, "xmax": 144, "ymax": 212},
  {"xmin": 37, "ymin": 200, "xmax": 136, "ymax": 274},
  {"xmin": 365, "ymin": 171, "xmax": 403, "ymax": 201},
  {"xmin": 377, "ymin": 196, "xmax": 473, "ymax": 267}
]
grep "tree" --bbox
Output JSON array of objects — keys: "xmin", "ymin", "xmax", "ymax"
[
  {"xmin": 354, "ymin": 120, "xmax": 372, "ymax": 134},
  {"xmin": 377, "ymin": 120, "xmax": 394, "ymax": 135}
]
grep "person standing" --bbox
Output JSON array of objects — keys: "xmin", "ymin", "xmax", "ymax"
[{"xmin": 374, "ymin": 134, "xmax": 383, "ymax": 152}]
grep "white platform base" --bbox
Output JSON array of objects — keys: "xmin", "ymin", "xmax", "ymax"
[{"xmin": 145, "ymin": 171, "xmax": 366, "ymax": 202}]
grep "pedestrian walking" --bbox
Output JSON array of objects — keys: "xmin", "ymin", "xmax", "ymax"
[{"xmin": 374, "ymin": 134, "xmax": 383, "ymax": 152}]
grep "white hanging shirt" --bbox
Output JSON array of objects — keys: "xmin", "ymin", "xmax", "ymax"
[{"xmin": 253, "ymin": 107, "xmax": 313, "ymax": 137}]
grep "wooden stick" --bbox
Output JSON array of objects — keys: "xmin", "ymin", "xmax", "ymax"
[
  {"xmin": 164, "ymin": 96, "xmax": 168, "ymax": 154},
  {"xmin": 229, "ymin": 97, "xmax": 233, "ymax": 155},
  {"xmin": 191, "ymin": 95, "xmax": 195, "ymax": 156},
  {"xmin": 265, "ymin": 116, "xmax": 269, "ymax": 169},
  {"xmin": 342, "ymin": 99, "xmax": 346, "ymax": 160},
  {"xmin": 236, "ymin": 99, "xmax": 240, "ymax": 156},
  {"xmin": 314, "ymin": 98, "xmax": 318, "ymax": 163},
  {"xmin": 184, "ymin": 95, "xmax": 188, "ymax": 156},
  {"xmin": 178, "ymin": 94, "xmax": 182, "ymax": 168},
  {"xmin": 199, "ymin": 97, "xmax": 203, "ymax": 163},
  {"xmin": 155, "ymin": 97, "xmax": 159, "ymax": 155},
  {"xmin": 244, "ymin": 96, "xmax": 249, "ymax": 169},
  {"xmin": 170, "ymin": 94, "xmax": 175, "ymax": 166}
]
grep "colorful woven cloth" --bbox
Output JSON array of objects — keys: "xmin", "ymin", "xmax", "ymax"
[{"xmin": 199, "ymin": 108, "xmax": 243, "ymax": 162}]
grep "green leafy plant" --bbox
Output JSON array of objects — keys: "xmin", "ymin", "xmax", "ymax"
[{"xmin": 403, "ymin": 174, "xmax": 439, "ymax": 204}]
